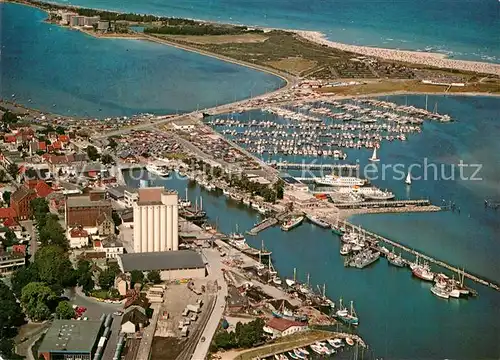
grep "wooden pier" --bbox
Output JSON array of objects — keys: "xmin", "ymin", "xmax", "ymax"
[
  {"xmin": 334, "ymin": 199, "xmax": 431, "ymax": 209},
  {"xmin": 341, "ymin": 220, "xmax": 500, "ymax": 292}
]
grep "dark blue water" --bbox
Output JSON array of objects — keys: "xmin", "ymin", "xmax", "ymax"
[
  {"xmin": 124, "ymin": 95, "xmax": 500, "ymax": 359},
  {"xmin": 45, "ymin": 0, "xmax": 500, "ymax": 63},
  {"xmin": 0, "ymin": 3, "xmax": 284, "ymax": 118}
]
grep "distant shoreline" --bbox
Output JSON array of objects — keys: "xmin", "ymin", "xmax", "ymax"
[{"xmin": 4, "ymin": 0, "xmax": 500, "ymax": 77}]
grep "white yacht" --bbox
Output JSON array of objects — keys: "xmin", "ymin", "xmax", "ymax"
[
  {"xmin": 146, "ymin": 163, "xmax": 169, "ymax": 177},
  {"xmin": 315, "ymin": 175, "xmax": 365, "ymax": 187}
]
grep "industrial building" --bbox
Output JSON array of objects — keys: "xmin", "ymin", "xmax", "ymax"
[
  {"xmin": 133, "ymin": 187, "xmax": 178, "ymax": 253},
  {"xmin": 117, "ymin": 250, "xmax": 206, "ymax": 280},
  {"xmin": 37, "ymin": 320, "xmax": 103, "ymax": 360},
  {"xmin": 65, "ymin": 191, "xmax": 112, "ymax": 228}
]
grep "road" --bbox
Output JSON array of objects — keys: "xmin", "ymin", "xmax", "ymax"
[
  {"xmin": 191, "ymin": 249, "xmax": 228, "ymax": 360},
  {"xmin": 20, "ymin": 220, "xmax": 38, "ymax": 257},
  {"xmin": 135, "ymin": 303, "xmax": 161, "ymax": 360}
]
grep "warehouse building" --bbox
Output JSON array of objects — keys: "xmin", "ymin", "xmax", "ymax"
[
  {"xmin": 37, "ymin": 320, "xmax": 103, "ymax": 360},
  {"xmin": 117, "ymin": 250, "xmax": 206, "ymax": 280}
]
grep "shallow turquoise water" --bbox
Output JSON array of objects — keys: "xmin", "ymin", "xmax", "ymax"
[
  {"xmin": 45, "ymin": 0, "xmax": 500, "ymax": 63},
  {"xmin": 0, "ymin": 3, "xmax": 284, "ymax": 118}
]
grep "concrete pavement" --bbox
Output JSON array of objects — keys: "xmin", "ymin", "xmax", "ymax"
[{"xmin": 191, "ymin": 249, "xmax": 228, "ymax": 360}]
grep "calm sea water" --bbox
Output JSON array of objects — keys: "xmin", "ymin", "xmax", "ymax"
[
  {"xmin": 0, "ymin": 3, "xmax": 284, "ymax": 118},
  {"xmin": 45, "ymin": 0, "xmax": 500, "ymax": 63},
  {"xmin": 124, "ymin": 95, "xmax": 500, "ymax": 359}
]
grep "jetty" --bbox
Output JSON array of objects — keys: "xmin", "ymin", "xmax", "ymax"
[
  {"xmin": 340, "ymin": 220, "xmax": 499, "ymax": 292},
  {"xmin": 274, "ymin": 162, "xmax": 359, "ymax": 171},
  {"xmin": 334, "ymin": 199, "xmax": 431, "ymax": 209},
  {"xmin": 247, "ymin": 218, "xmax": 278, "ymax": 235}
]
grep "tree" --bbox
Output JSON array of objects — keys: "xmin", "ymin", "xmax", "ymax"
[
  {"xmin": 76, "ymin": 260, "xmax": 95, "ymax": 293},
  {"xmin": 86, "ymin": 145, "xmax": 100, "ymax": 161},
  {"xmin": 24, "ymin": 168, "xmax": 38, "ymax": 180},
  {"xmin": 11, "ymin": 264, "xmax": 40, "ymax": 298},
  {"xmin": 0, "ymin": 282, "xmax": 25, "ymax": 339},
  {"xmin": 0, "ymin": 169, "xmax": 6, "ymax": 183},
  {"xmin": 2, "ymin": 228, "xmax": 18, "ymax": 248},
  {"xmin": 55, "ymin": 301, "xmax": 75, "ymax": 319},
  {"xmin": 31, "ymin": 198, "xmax": 49, "ymax": 224},
  {"xmin": 6, "ymin": 163, "xmax": 19, "ymax": 180},
  {"xmin": 111, "ymin": 211, "xmax": 122, "ymax": 228},
  {"xmin": 130, "ymin": 270, "xmax": 144, "ymax": 287},
  {"xmin": 98, "ymin": 269, "xmax": 116, "ymax": 291},
  {"xmin": 1, "ymin": 111, "xmax": 18, "ymax": 124},
  {"xmin": 38, "ymin": 215, "xmax": 68, "ymax": 250},
  {"xmin": 147, "ymin": 270, "xmax": 162, "ymax": 284},
  {"xmin": 20, "ymin": 282, "xmax": 56, "ymax": 321},
  {"xmin": 55, "ymin": 126, "xmax": 66, "ymax": 135},
  {"xmin": 34, "ymin": 245, "xmax": 75, "ymax": 290},
  {"xmin": 101, "ymin": 153, "xmax": 114, "ymax": 165},
  {"xmin": 107, "ymin": 137, "xmax": 118, "ymax": 150}
]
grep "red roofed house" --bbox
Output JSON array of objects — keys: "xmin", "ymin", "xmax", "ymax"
[
  {"xmin": 4, "ymin": 135, "xmax": 17, "ymax": 144},
  {"xmin": 34, "ymin": 181, "xmax": 54, "ymax": 198},
  {"xmin": 12, "ymin": 244, "xmax": 27, "ymax": 256},
  {"xmin": 264, "ymin": 318, "xmax": 308, "ymax": 338},
  {"xmin": 68, "ymin": 226, "xmax": 89, "ymax": 248},
  {"xmin": 0, "ymin": 207, "xmax": 17, "ymax": 221},
  {"xmin": 58, "ymin": 135, "xmax": 70, "ymax": 144}
]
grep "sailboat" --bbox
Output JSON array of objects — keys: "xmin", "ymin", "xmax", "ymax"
[
  {"xmin": 369, "ymin": 146, "xmax": 380, "ymax": 162},
  {"xmin": 286, "ymin": 268, "xmax": 296, "ymax": 287},
  {"xmin": 405, "ymin": 171, "xmax": 412, "ymax": 185}
]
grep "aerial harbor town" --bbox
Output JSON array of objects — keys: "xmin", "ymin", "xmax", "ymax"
[{"xmin": 0, "ymin": 0, "xmax": 499, "ymax": 360}]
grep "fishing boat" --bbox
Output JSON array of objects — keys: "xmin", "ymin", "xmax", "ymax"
[
  {"xmin": 347, "ymin": 249, "xmax": 380, "ymax": 268},
  {"xmin": 369, "ymin": 146, "xmax": 380, "ymax": 162},
  {"xmin": 297, "ymin": 348, "xmax": 309, "ymax": 356},
  {"xmin": 179, "ymin": 188, "xmax": 191, "ymax": 208},
  {"xmin": 281, "ymin": 216, "xmax": 304, "ymax": 231},
  {"xmin": 335, "ymin": 299, "xmax": 359, "ymax": 325},
  {"xmin": 345, "ymin": 337, "xmax": 355, "ymax": 346},
  {"xmin": 431, "ymin": 283, "xmax": 450, "ymax": 299},
  {"xmin": 309, "ymin": 344, "xmax": 325, "ymax": 355},
  {"xmin": 411, "ymin": 256, "xmax": 435, "ymax": 281},
  {"xmin": 405, "ymin": 171, "xmax": 412, "ymax": 185},
  {"xmin": 340, "ymin": 243, "xmax": 351, "ymax": 256},
  {"xmin": 387, "ymin": 251, "xmax": 405, "ymax": 267},
  {"xmin": 305, "ymin": 214, "xmax": 330, "ymax": 228},
  {"xmin": 331, "ymin": 224, "xmax": 345, "ymax": 236},
  {"xmin": 287, "ymin": 351, "xmax": 299, "ymax": 360},
  {"xmin": 286, "ymin": 268, "xmax": 296, "ymax": 287}
]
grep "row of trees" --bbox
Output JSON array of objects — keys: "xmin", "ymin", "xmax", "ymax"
[
  {"xmin": 184, "ymin": 157, "xmax": 284, "ymax": 203},
  {"xmin": 144, "ymin": 24, "xmax": 262, "ymax": 36},
  {"xmin": 211, "ymin": 319, "xmax": 265, "ymax": 351}
]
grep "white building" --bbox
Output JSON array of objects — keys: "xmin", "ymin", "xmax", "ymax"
[
  {"xmin": 94, "ymin": 235, "xmax": 124, "ymax": 259},
  {"xmin": 68, "ymin": 227, "xmax": 89, "ymax": 249},
  {"xmin": 133, "ymin": 187, "xmax": 178, "ymax": 253},
  {"xmin": 124, "ymin": 188, "xmax": 139, "ymax": 208},
  {"xmin": 264, "ymin": 318, "xmax": 308, "ymax": 338}
]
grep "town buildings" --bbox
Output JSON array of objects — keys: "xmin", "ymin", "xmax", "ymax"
[
  {"xmin": 133, "ymin": 187, "xmax": 178, "ymax": 253},
  {"xmin": 0, "ymin": 250, "xmax": 26, "ymax": 274}
]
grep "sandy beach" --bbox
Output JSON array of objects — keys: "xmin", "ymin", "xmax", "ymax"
[{"xmin": 293, "ymin": 30, "xmax": 500, "ymax": 77}]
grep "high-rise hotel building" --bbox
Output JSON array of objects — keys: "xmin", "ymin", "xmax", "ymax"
[{"xmin": 133, "ymin": 187, "xmax": 178, "ymax": 253}]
